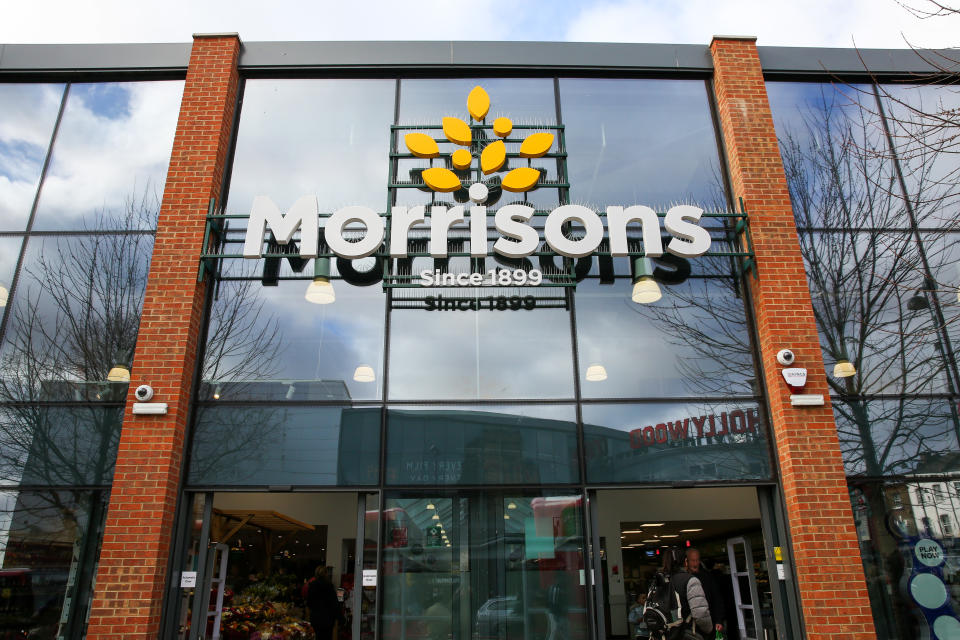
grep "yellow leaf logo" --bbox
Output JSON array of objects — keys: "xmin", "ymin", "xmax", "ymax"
[
  {"xmin": 502, "ymin": 167, "xmax": 541, "ymax": 192},
  {"xmin": 406, "ymin": 86, "xmax": 552, "ymax": 199},
  {"xmin": 422, "ymin": 167, "xmax": 463, "ymax": 192},
  {"xmin": 404, "ymin": 132, "xmax": 440, "ymax": 158},
  {"xmin": 451, "ymin": 149, "xmax": 472, "ymax": 170},
  {"xmin": 481, "ymin": 140, "xmax": 506, "ymax": 175},
  {"xmin": 467, "ymin": 86, "xmax": 490, "ymax": 121},
  {"xmin": 519, "ymin": 132, "xmax": 554, "ymax": 158},
  {"xmin": 442, "ymin": 117, "xmax": 472, "ymax": 146}
]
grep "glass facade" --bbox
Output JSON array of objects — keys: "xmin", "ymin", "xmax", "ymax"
[
  {"xmin": 0, "ymin": 78, "xmax": 181, "ymax": 639},
  {"xmin": 769, "ymin": 79, "xmax": 960, "ymax": 639},
  {"xmin": 193, "ymin": 76, "xmax": 765, "ymax": 491}
]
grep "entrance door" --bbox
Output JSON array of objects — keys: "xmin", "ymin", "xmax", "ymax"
[
  {"xmin": 380, "ymin": 492, "xmax": 590, "ymax": 640},
  {"xmin": 592, "ymin": 487, "xmax": 780, "ymax": 639},
  {"xmin": 170, "ymin": 491, "xmax": 378, "ymax": 640}
]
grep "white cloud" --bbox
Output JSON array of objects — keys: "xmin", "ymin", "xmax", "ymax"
[
  {"xmin": 564, "ymin": 0, "xmax": 960, "ymax": 48},
  {"xmin": 6, "ymin": 0, "xmax": 958, "ymax": 48}
]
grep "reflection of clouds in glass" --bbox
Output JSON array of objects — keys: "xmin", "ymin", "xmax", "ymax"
[
  {"xmin": 205, "ymin": 279, "xmax": 384, "ymax": 400},
  {"xmin": 226, "ymin": 79, "xmax": 394, "ymax": 216},
  {"xmin": 399, "ymin": 78, "xmax": 556, "ymax": 125},
  {"xmin": 388, "ymin": 303, "xmax": 574, "ymax": 400},
  {"xmin": 0, "ymin": 237, "xmax": 22, "ymax": 286},
  {"xmin": 577, "ymin": 277, "xmax": 753, "ymax": 398},
  {"xmin": 0, "ymin": 83, "xmax": 64, "ymax": 230},
  {"xmin": 561, "ymin": 78, "xmax": 720, "ymax": 208},
  {"xmin": 32, "ymin": 81, "xmax": 183, "ymax": 230}
]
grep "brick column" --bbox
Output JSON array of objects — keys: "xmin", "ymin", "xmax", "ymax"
[
  {"xmin": 710, "ymin": 37, "xmax": 874, "ymax": 639},
  {"xmin": 86, "ymin": 34, "xmax": 240, "ymax": 640}
]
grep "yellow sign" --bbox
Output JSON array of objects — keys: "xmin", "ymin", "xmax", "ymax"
[{"xmin": 404, "ymin": 86, "xmax": 554, "ymax": 194}]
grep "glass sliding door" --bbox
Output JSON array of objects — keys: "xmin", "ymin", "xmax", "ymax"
[{"xmin": 381, "ymin": 492, "xmax": 588, "ymax": 640}]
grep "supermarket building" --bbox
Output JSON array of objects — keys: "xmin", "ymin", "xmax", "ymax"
[{"xmin": 0, "ymin": 34, "xmax": 958, "ymax": 640}]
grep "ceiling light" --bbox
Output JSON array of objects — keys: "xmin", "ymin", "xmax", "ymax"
[
  {"xmin": 305, "ymin": 257, "xmax": 335, "ymax": 304},
  {"xmin": 507, "ymin": 502, "xmax": 517, "ymax": 510},
  {"xmin": 641, "ymin": 523, "xmax": 665, "ymax": 527},
  {"xmin": 679, "ymin": 528, "xmax": 702, "ymax": 533},
  {"xmin": 504, "ymin": 514, "xmax": 510, "ymax": 520},
  {"xmin": 622, "ymin": 529, "xmax": 643, "ymax": 534},
  {"xmin": 212, "ymin": 385, "xmax": 221, "ymax": 400},
  {"xmin": 585, "ymin": 364, "xmax": 608, "ymax": 382},
  {"xmin": 353, "ymin": 365, "xmax": 375, "ymax": 382},
  {"xmin": 660, "ymin": 534, "xmax": 678, "ymax": 538},
  {"xmin": 432, "ymin": 514, "xmax": 439, "ymax": 520},
  {"xmin": 107, "ymin": 364, "xmax": 130, "ymax": 383},
  {"xmin": 426, "ymin": 502, "xmax": 435, "ymax": 510},
  {"xmin": 642, "ymin": 539, "xmax": 660, "ymax": 543},
  {"xmin": 833, "ymin": 359, "xmax": 856, "ymax": 378},
  {"xmin": 631, "ymin": 257, "xmax": 662, "ymax": 304}
]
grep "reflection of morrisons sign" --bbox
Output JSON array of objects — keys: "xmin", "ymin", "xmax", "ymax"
[{"xmin": 243, "ymin": 85, "xmax": 712, "ymax": 263}]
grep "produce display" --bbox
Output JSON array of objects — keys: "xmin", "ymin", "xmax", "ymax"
[{"xmin": 219, "ymin": 577, "xmax": 315, "ymax": 640}]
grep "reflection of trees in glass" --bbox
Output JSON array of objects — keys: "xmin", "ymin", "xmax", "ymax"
[
  {"xmin": 0, "ymin": 191, "xmax": 282, "ymax": 487},
  {"xmin": 622, "ymin": 252, "xmax": 755, "ymax": 398},
  {"xmin": 776, "ymin": 90, "xmax": 960, "ymax": 477}
]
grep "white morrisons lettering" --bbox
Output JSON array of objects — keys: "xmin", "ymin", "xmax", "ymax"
[{"xmin": 243, "ymin": 198, "xmax": 712, "ymax": 261}]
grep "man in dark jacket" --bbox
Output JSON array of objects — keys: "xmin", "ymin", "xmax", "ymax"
[
  {"xmin": 686, "ymin": 548, "xmax": 725, "ymax": 635},
  {"xmin": 307, "ymin": 566, "xmax": 344, "ymax": 640}
]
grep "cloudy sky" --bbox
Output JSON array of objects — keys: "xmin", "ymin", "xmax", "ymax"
[{"xmin": 1, "ymin": 0, "xmax": 958, "ymax": 48}]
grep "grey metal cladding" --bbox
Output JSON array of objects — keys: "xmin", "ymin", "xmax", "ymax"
[
  {"xmin": 757, "ymin": 45, "xmax": 960, "ymax": 76},
  {"xmin": 0, "ymin": 39, "xmax": 955, "ymax": 77},
  {"xmin": 0, "ymin": 43, "xmax": 191, "ymax": 72},
  {"xmin": 238, "ymin": 40, "xmax": 713, "ymax": 72}
]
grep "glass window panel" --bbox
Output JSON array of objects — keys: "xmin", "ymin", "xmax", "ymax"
[
  {"xmin": 387, "ymin": 292, "xmax": 575, "ymax": 400},
  {"xmin": 925, "ymin": 232, "xmax": 960, "ymax": 365},
  {"xmin": 381, "ymin": 492, "xmax": 588, "ymax": 640},
  {"xmin": 0, "ymin": 83, "xmax": 64, "ymax": 232},
  {"xmin": 582, "ymin": 401, "xmax": 771, "ymax": 483},
  {"xmin": 879, "ymin": 84, "xmax": 960, "ymax": 231},
  {"xmin": 225, "ymin": 79, "xmax": 395, "ymax": 229},
  {"xmin": 399, "ymin": 78, "xmax": 556, "ymax": 125},
  {"xmin": 561, "ymin": 78, "xmax": 723, "ymax": 211},
  {"xmin": 200, "ymin": 276, "xmax": 385, "ymax": 402},
  {"xmin": 0, "ymin": 236, "xmax": 22, "ymax": 310},
  {"xmin": 0, "ymin": 489, "xmax": 106, "ymax": 639},
  {"xmin": 31, "ymin": 81, "xmax": 182, "ymax": 231},
  {"xmin": 835, "ymin": 396, "xmax": 960, "ymax": 477},
  {"xmin": 187, "ymin": 405, "xmax": 380, "ymax": 486},
  {"xmin": 576, "ymin": 272, "xmax": 755, "ymax": 399},
  {"xmin": 0, "ymin": 405, "xmax": 122, "ymax": 486},
  {"xmin": 801, "ymin": 231, "xmax": 951, "ymax": 396},
  {"xmin": 849, "ymin": 479, "xmax": 960, "ymax": 640},
  {"xmin": 0, "ymin": 233, "xmax": 152, "ymax": 401},
  {"xmin": 386, "ymin": 405, "xmax": 579, "ymax": 485},
  {"xmin": 766, "ymin": 81, "xmax": 907, "ymax": 230}
]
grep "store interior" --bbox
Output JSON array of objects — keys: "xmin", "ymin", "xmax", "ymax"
[
  {"xmin": 181, "ymin": 488, "xmax": 774, "ymax": 640},
  {"xmin": 595, "ymin": 488, "xmax": 772, "ymax": 639}
]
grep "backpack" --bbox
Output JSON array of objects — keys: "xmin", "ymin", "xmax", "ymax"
[{"xmin": 641, "ymin": 571, "xmax": 682, "ymax": 639}]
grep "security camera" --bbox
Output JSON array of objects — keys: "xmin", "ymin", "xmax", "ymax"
[
  {"xmin": 776, "ymin": 349, "xmax": 796, "ymax": 366},
  {"xmin": 134, "ymin": 384, "xmax": 154, "ymax": 402}
]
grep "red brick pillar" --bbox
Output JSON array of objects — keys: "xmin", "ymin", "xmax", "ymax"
[
  {"xmin": 710, "ymin": 37, "xmax": 874, "ymax": 639},
  {"xmin": 86, "ymin": 34, "xmax": 240, "ymax": 640}
]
